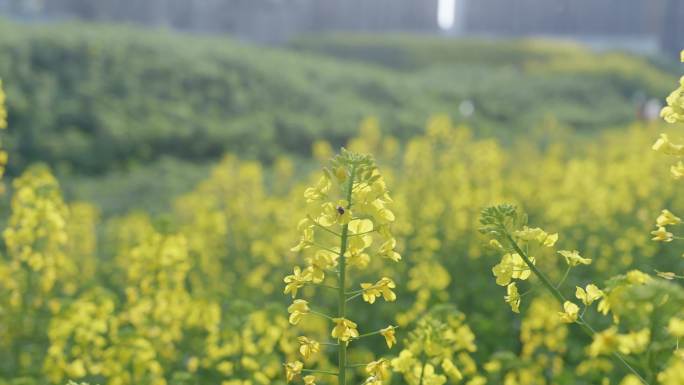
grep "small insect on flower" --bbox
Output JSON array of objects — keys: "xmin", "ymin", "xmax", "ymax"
[{"xmin": 337, "ymin": 206, "xmax": 345, "ymax": 215}]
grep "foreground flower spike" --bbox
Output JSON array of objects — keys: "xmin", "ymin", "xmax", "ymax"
[
  {"xmin": 284, "ymin": 149, "xmax": 401, "ymax": 385},
  {"xmin": 479, "ymin": 204, "xmax": 649, "ymax": 384}
]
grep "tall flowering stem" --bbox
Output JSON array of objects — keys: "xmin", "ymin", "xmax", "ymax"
[
  {"xmin": 479, "ymin": 204, "xmax": 649, "ymax": 385},
  {"xmin": 337, "ymin": 164, "xmax": 355, "ymax": 385},
  {"xmin": 285, "ymin": 149, "xmax": 401, "ymax": 385}
]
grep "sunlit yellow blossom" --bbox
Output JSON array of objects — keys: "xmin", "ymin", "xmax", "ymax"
[
  {"xmin": 657, "ymin": 209, "xmax": 682, "ymax": 226},
  {"xmin": 558, "ymin": 250, "xmax": 592, "ymax": 266},
  {"xmin": 331, "ymin": 317, "xmax": 359, "ymax": 341},
  {"xmin": 575, "ymin": 284, "xmax": 603, "ymax": 306},
  {"xmin": 504, "ymin": 282, "xmax": 521, "ymax": 313},
  {"xmin": 651, "ymin": 226, "xmax": 673, "ymax": 242},
  {"xmin": 284, "ymin": 266, "xmax": 313, "ymax": 298},
  {"xmin": 303, "ymin": 375, "xmax": 316, "ymax": 385},
  {"xmin": 360, "ymin": 277, "xmax": 396, "ymax": 304},
  {"xmin": 297, "ymin": 336, "xmax": 320, "ymax": 360},
  {"xmin": 380, "ymin": 325, "xmax": 396, "ymax": 348},
  {"xmin": 378, "ymin": 237, "xmax": 401, "ymax": 262},
  {"xmin": 284, "ymin": 361, "xmax": 303, "ymax": 382},
  {"xmin": 287, "ymin": 300, "xmax": 310, "ymax": 325},
  {"xmin": 366, "ymin": 359, "xmax": 390, "ymax": 385},
  {"xmin": 558, "ymin": 301, "xmax": 579, "ymax": 323},
  {"xmin": 292, "ymin": 218, "xmax": 315, "ymax": 251},
  {"xmin": 492, "ymin": 253, "xmax": 533, "ymax": 286},
  {"xmin": 514, "ymin": 226, "xmax": 558, "ymax": 247},
  {"xmin": 307, "ymin": 249, "xmax": 337, "ymax": 283}
]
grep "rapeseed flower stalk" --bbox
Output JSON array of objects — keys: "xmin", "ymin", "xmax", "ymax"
[
  {"xmin": 479, "ymin": 204, "xmax": 649, "ymax": 384},
  {"xmin": 285, "ymin": 149, "xmax": 401, "ymax": 385},
  {"xmin": 391, "ymin": 306, "xmax": 482, "ymax": 385}
]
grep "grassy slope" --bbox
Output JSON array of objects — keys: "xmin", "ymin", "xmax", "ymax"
[{"xmin": 0, "ymin": 22, "xmax": 677, "ymax": 213}]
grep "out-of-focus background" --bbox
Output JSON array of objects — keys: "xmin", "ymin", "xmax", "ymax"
[
  {"xmin": 0, "ymin": 0, "xmax": 682, "ymax": 214},
  {"xmin": 0, "ymin": 1, "xmax": 684, "ymax": 385}
]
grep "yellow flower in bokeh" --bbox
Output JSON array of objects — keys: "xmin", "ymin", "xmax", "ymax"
[
  {"xmin": 297, "ymin": 336, "xmax": 320, "ymax": 360},
  {"xmin": 504, "ymin": 282, "xmax": 521, "ymax": 313},
  {"xmin": 651, "ymin": 226, "xmax": 673, "ymax": 242},
  {"xmin": 365, "ymin": 358, "xmax": 390, "ymax": 385},
  {"xmin": 360, "ymin": 277, "xmax": 396, "ymax": 304},
  {"xmin": 558, "ymin": 301, "xmax": 579, "ymax": 323},
  {"xmin": 492, "ymin": 253, "xmax": 533, "ymax": 286},
  {"xmin": 287, "ymin": 300, "xmax": 310, "ymax": 325},
  {"xmin": 331, "ymin": 317, "xmax": 359, "ymax": 342},
  {"xmin": 671, "ymin": 161, "xmax": 684, "ymax": 179},
  {"xmin": 657, "ymin": 209, "xmax": 682, "ymax": 227},
  {"xmin": 667, "ymin": 317, "xmax": 684, "ymax": 338},
  {"xmin": 283, "ymin": 266, "xmax": 313, "ymax": 298},
  {"xmin": 558, "ymin": 250, "xmax": 592, "ymax": 266},
  {"xmin": 441, "ymin": 358, "xmax": 463, "ymax": 381},
  {"xmin": 380, "ymin": 325, "xmax": 396, "ymax": 348},
  {"xmin": 303, "ymin": 375, "xmax": 316, "ymax": 385},
  {"xmin": 652, "ymin": 133, "xmax": 684, "ymax": 154},
  {"xmin": 575, "ymin": 284, "xmax": 603, "ymax": 306},
  {"xmin": 284, "ymin": 361, "xmax": 303, "ymax": 382}
]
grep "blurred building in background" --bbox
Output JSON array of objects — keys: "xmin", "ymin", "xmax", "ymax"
[{"xmin": 0, "ymin": 0, "xmax": 681, "ymax": 56}]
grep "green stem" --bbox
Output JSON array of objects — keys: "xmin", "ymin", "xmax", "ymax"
[
  {"xmin": 337, "ymin": 165, "xmax": 356, "ymax": 385},
  {"xmin": 302, "ymin": 369, "xmax": 339, "ymax": 376},
  {"xmin": 503, "ymin": 232, "xmax": 650, "ymax": 385},
  {"xmin": 351, "ymin": 326, "xmax": 396, "ymax": 340}
]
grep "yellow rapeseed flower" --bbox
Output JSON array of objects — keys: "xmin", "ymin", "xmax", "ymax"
[
  {"xmin": 575, "ymin": 284, "xmax": 603, "ymax": 306},
  {"xmin": 558, "ymin": 301, "xmax": 579, "ymax": 323},
  {"xmin": 287, "ymin": 300, "xmax": 310, "ymax": 325},
  {"xmin": 651, "ymin": 226, "xmax": 674, "ymax": 242},
  {"xmin": 657, "ymin": 209, "xmax": 682, "ymax": 227},
  {"xmin": 558, "ymin": 250, "xmax": 592, "ymax": 266},
  {"xmin": 331, "ymin": 317, "xmax": 359, "ymax": 342},
  {"xmin": 504, "ymin": 282, "xmax": 521, "ymax": 313},
  {"xmin": 380, "ymin": 325, "xmax": 396, "ymax": 348},
  {"xmin": 284, "ymin": 361, "xmax": 303, "ymax": 382},
  {"xmin": 297, "ymin": 336, "xmax": 320, "ymax": 360}
]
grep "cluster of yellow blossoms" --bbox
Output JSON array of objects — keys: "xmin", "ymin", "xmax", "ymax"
[{"xmin": 284, "ymin": 149, "xmax": 401, "ymax": 385}]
